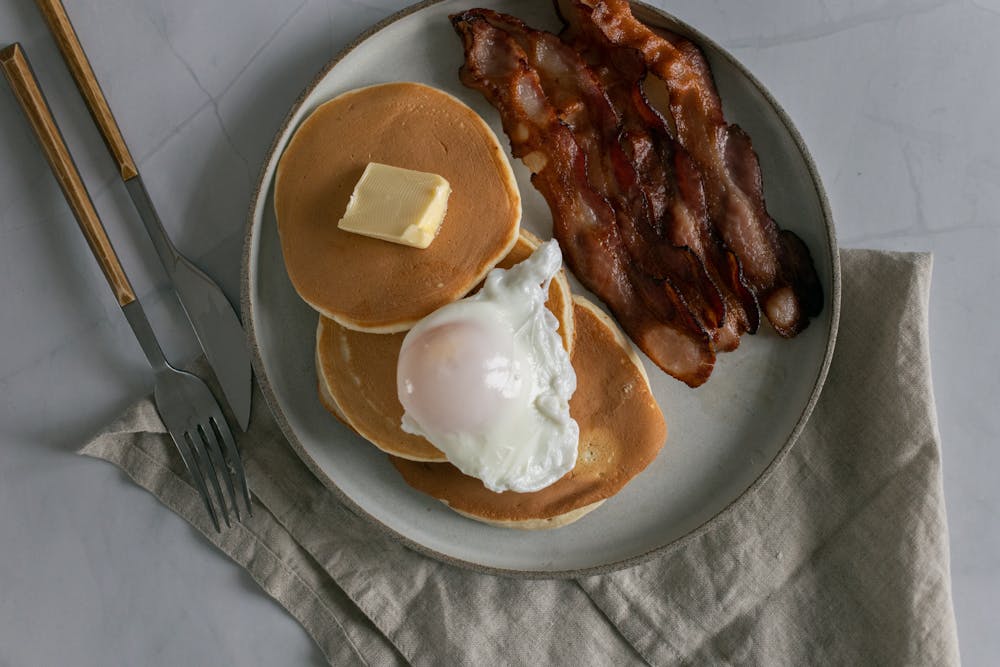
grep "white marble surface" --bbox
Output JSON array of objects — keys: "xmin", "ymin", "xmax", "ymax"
[{"xmin": 0, "ymin": 0, "xmax": 995, "ymax": 663}]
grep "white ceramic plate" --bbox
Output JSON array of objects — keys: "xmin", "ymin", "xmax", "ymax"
[{"xmin": 242, "ymin": 0, "xmax": 840, "ymax": 576}]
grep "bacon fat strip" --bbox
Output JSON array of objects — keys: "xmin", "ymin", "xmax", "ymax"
[
  {"xmin": 469, "ymin": 8, "xmax": 726, "ymax": 337},
  {"xmin": 564, "ymin": 0, "xmax": 823, "ymax": 337},
  {"xmin": 451, "ymin": 11, "xmax": 715, "ymax": 386},
  {"xmin": 559, "ymin": 10, "xmax": 759, "ymax": 349}
]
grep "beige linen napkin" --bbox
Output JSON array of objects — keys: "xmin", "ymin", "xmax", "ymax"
[{"xmin": 80, "ymin": 249, "xmax": 960, "ymax": 666}]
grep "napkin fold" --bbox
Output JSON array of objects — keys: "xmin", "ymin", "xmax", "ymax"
[{"xmin": 80, "ymin": 249, "xmax": 961, "ymax": 666}]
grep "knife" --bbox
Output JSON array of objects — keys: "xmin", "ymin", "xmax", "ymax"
[{"xmin": 36, "ymin": 0, "xmax": 252, "ymax": 430}]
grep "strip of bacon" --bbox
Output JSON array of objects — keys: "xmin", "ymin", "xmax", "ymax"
[
  {"xmin": 451, "ymin": 10, "xmax": 715, "ymax": 386},
  {"xmin": 469, "ymin": 9, "xmax": 726, "ymax": 338},
  {"xmin": 563, "ymin": 0, "xmax": 823, "ymax": 337},
  {"xmin": 559, "ymin": 9, "xmax": 760, "ymax": 350}
]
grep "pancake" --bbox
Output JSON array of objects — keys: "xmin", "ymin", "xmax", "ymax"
[
  {"xmin": 315, "ymin": 233, "xmax": 575, "ymax": 461},
  {"xmin": 276, "ymin": 82, "xmax": 521, "ymax": 332},
  {"xmin": 390, "ymin": 296, "xmax": 667, "ymax": 529}
]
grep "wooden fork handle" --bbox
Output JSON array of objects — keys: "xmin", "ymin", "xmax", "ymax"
[
  {"xmin": 1, "ymin": 43, "xmax": 136, "ymax": 306},
  {"xmin": 35, "ymin": 0, "xmax": 138, "ymax": 181}
]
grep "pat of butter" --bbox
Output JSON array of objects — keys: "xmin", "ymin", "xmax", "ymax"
[{"xmin": 337, "ymin": 162, "xmax": 451, "ymax": 249}]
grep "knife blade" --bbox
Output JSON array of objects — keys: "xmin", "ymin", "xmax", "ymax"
[{"xmin": 36, "ymin": 0, "xmax": 253, "ymax": 430}]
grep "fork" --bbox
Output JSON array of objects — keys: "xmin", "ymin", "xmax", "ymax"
[{"xmin": 1, "ymin": 43, "xmax": 251, "ymax": 531}]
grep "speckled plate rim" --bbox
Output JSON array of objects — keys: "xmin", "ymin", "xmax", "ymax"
[{"xmin": 241, "ymin": 0, "xmax": 841, "ymax": 579}]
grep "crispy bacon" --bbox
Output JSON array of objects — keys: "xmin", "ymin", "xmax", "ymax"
[
  {"xmin": 451, "ymin": 11, "xmax": 715, "ymax": 386},
  {"xmin": 469, "ymin": 9, "xmax": 727, "ymax": 338},
  {"xmin": 559, "ymin": 10, "xmax": 759, "ymax": 350},
  {"xmin": 562, "ymin": 0, "xmax": 823, "ymax": 337}
]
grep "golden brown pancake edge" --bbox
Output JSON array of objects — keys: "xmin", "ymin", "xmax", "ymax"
[{"xmin": 447, "ymin": 499, "xmax": 605, "ymax": 531}]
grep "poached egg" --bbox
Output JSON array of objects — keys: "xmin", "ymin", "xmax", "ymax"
[{"xmin": 396, "ymin": 240, "xmax": 578, "ymax": 493}]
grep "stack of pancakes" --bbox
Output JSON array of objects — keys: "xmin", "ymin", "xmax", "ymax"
[{"xmin": 276, "ymin": 82, "xmax": 666, "ymax": 530}]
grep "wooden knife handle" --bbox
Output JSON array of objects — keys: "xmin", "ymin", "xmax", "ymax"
[
  {"xmin": 1, "ymin": 43, "xmax": 136, "ymax": 306},
  {"xmin": 35, "ymin": 0, "xmax": 138, "ymax": 181}
]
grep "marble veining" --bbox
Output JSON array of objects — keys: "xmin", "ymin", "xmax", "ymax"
[{"xmin": 0, "ymin": 1, "xmax": 996, "ymax": 664}]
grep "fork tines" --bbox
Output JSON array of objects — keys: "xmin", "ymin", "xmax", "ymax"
[{"xmin": 173, "ymin": 415, "xmax": 252, "ymax": 532}]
